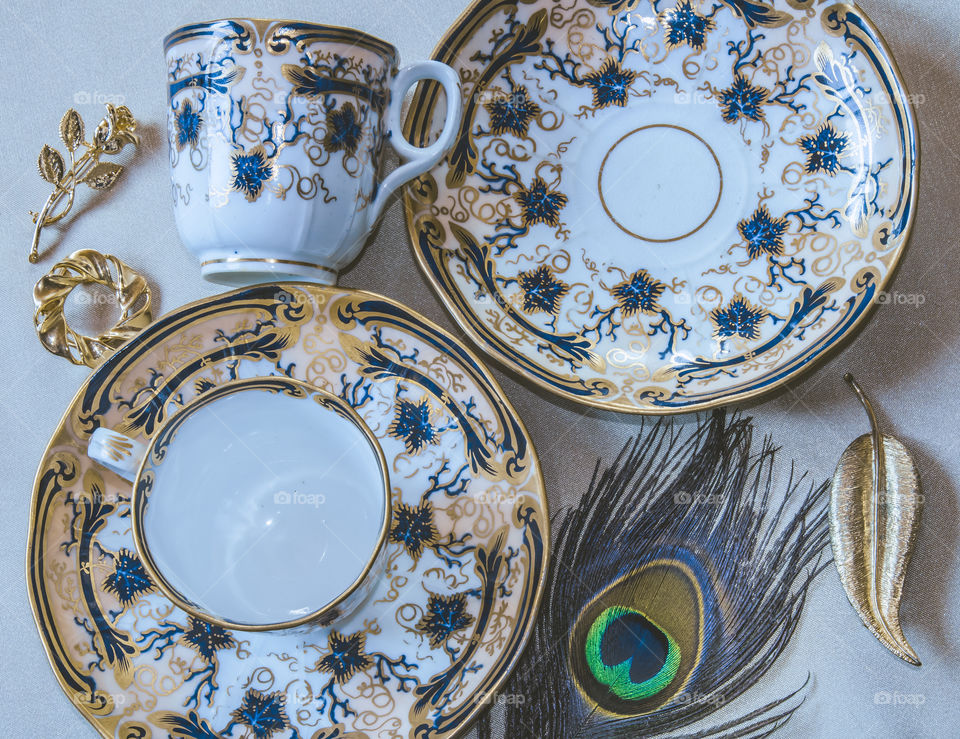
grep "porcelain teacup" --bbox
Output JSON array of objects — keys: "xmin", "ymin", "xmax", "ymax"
[
  {"xmin": 87, "ymin": 376, "xmax": 390, "ymax": 631},
  {"xmin": 164, "ymin": 18, "xmax": 462, "ymax": 286}
]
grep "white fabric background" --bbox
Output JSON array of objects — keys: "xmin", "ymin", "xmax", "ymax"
[{"xmin": 0, "ymin": 1, "xmax": 957, "ymax": 737}]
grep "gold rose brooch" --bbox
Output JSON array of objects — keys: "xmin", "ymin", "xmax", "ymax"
[{"xmin": 29, "ymin": 104, "xmax": 139, "ymax": 263}]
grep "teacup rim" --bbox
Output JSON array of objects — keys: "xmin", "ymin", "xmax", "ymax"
[
  {"xmin": 129, "ymin": 375, "xmax": 392, "ymax": 632},
  {"xmin": 163, "ymin": 17, "xmax": 400, "ymax": 65}
]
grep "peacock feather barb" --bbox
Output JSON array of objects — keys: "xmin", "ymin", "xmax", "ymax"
[{"xmin": 477, "ymin": 410, "xmax": 830, "ymax": 738}]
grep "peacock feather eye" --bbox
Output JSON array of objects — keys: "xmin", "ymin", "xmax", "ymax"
[
  {"xmin": 584, "ymin": 606, "xmax": 681, "ymax": 700},
  {"xmin": 569, "ymin": 558, "xmax": 705, "ymax": 715}
]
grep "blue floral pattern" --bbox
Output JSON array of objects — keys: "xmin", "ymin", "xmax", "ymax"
[
  {"xmin": 660, "ymin": 0, "xmax": 715, "ymax": 51},
  {"xmin": 173, "ymin": 100, "xmax": 202, "ymax": 150},
  {"xmin": 181, "ymin": 617, "xmax": 235, "ymax": 660},
  {"xmin": 718, "ymin": 75, "xmax": 769, "ymax": 123},
  {"xmin": 800, "ymin": 122, "xmax": 849, "ymax": 175},
  {"xmin": 515, "ymin": 177, "xmax": 568, "ymax": 227},
  {"xmin": 167, "ymin": 26, "xmax": 392, "ymax": 204},
  {"xmin": 316, "ymin": 631, "xmax": 371, "ymax": 683},
  {"xmin": 103, "ymin": 548, "xmax": 155, "ymax": 606},
  {"xmin": 738, "ymin": 205, "xmax": 789, "ymax": 260},
  {"xmin": 485, "ymin": 86, "xmax": 542, "ymax": 136},
  {"xmin": 229, "ymin": 689, "xmax": 289, "ymax": 739},
  {"xmin": 612, "ymin": 270, "xmax": 666, "ymax": 316},
  {"xmin": 518, "ymin": 265, "xmax": 570, "ymax": 315},
  {"xmin": 390, "ymin": 500, "xmax": 440, "ymax": 559},
  {"xmin": 389, "ymin": 397, "xmax": 438, "ymax": 453},
  {"xmin": 711, "ymin": 295, "xmax": 768, "ymax": 340},
  {"xmin": 230, "ymin": 145, "xmax": 273, "ymax": 202},
  {"xmin": 324, "ymin": 102, "xmax": 363, "ymax": 155},
  {"xmin": 416, "ymin": 593, "xmax": 476, "ymax": 648},
  {"xmin": 583, "ymin": 58, "xmax": 637, "ymax": 107}
]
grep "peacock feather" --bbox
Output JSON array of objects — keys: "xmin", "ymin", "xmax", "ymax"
[{"xmin": 477, "ymin": 411, "xmax": 830, "ymax": 738}]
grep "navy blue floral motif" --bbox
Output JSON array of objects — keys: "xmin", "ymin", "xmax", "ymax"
[
  {"xmin": 229, "ymin": 689, "xmax": 289, "ymax": 739},
  {"xmin": 799, "ymin": 122, "xmax": 848, "ymax": 176},
  {"xmin": 103, "ymin": 548, "xmax": 155, "ymax": 606},
  {"xmin": 389, "ymin": 398, "xmax": 437, "ymax": 453},
  {"xmin": 660, "ymin": 0, "xmax": 715, "ymax": 51},
  {"xmin": 738, "ymin": 205, "xmax": 789, "ymax": 259},
  {"xmin": 583, "ymin": 58, "xmax": 637, "ymax": 108},
  {"xmin": 230, "ymin": 145, "xmax": 273, "ymax": 202},
  {"xmin": 718, "ymin": 75, "xmax": 769, "ymax": 123},
  {"xmin": 416, "ymin": 593, "xmax": 475, "ymax": 648},
  {"xmin": 611, "ymin": 270, "xmax": 666, "ymax": 316},
  {"xmin": 518, "ymin": 265, "xmax": 570, "ymax": 315},
  {"xmin": 181, "ymin": 616, "xmax": 235, "ymax": 661},
  {"xmin": 174, "ymin": 100, "xmax": 202, "ymax": 150},
  {"xmin": 485, "ymin": 86, "xmax": 541, "ymax": 137},
  {"xmin": 515, "ymin": 177, "xmax": 568, "ymax": 227},
  {"xmin": 391, "ymin": 500, "xmax": 439, "ymax": 560},
  {"xmin": 324, "ymin": 102, "xmax": 363, "ymax": 156},
  {"xmin": 317, "ymin": 631, "xmax": 372, "ymax": 684},
  {"xmin": 710, "ymin": 295, "xmax": 768, "ymax": 340}
]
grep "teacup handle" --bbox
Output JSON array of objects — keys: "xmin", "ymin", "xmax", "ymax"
[
  {"xmin": 88, "ymin": 428, "xmax": 146, "ymax": 482},
  {"xmin": 364, "ymin": 61, "xmax": 462, "ymax": 229}
]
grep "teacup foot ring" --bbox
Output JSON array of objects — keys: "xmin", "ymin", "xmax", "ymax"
[{"xmin": 200, "ymin": 257, "xmax": 338, "ymax": 286}]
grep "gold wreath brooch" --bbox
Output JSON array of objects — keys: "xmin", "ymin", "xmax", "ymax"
[{"xmin": 34, "ymin": 249, "xmax": 152, "ymax": 367}]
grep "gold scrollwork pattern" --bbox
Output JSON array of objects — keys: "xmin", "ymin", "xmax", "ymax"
[{"xmin": 166, "ymin": 19, "xmax": 392, "ymax": 207}]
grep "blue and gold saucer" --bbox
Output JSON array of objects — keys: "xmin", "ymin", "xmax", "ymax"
[
  {"xmin": 404, "ymin": 0, "xmax": 918, "ymax": 413},
  {"xmin": 27, "ymin": 284, "xmax": 547, "ymax": 738}
]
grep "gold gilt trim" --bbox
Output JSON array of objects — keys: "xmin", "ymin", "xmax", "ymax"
[
  {"xmin": 165, "ymin": 17, "xmax": 399, "ymax": 64},
  {"xmin": 201, "ymin": 257, "xmax": 338, "ymax": 277},
  {"xmin": 103, "ymin": 435, "xmax": 134, "ymax": 463}
]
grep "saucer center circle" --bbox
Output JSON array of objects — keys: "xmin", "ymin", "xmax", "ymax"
[{"xmin": 598, "ymin": 124, "xmax": 723, "ymax": 243}]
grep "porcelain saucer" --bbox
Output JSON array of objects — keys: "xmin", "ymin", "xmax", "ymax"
[
  {"xmin": 404, "ymin": 0, "xmax": 918, "ymax": 413},
  {"xmin": 27, "ymin": 284, "xmax": 547, "ymax": 738}
]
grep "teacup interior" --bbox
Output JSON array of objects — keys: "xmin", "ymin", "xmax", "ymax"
[{"xmin": 141, "ymin": 384, "xmax": 385, "ymax": 627}]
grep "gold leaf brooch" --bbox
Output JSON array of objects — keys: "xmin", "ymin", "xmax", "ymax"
[{"xmin": 830, "ymin": 374, "xmax": 923, "ymax": 665}]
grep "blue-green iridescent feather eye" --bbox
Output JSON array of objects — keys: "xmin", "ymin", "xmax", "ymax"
[
  {"xmin": 584, "ymin": 606, "xmax": 681, "ymax": 700},
  {"xmin": 569, "ymin": 557, "xmax": 705, "ymax": 716}
]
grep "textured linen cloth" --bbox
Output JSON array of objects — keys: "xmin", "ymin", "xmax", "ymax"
[{"xmin": 0, "ymin": 1, "xmax": 957, "ymax": 737}]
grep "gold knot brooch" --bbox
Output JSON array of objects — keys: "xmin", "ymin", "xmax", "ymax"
[{"xmin": 34, "ymin": 249, "xmax": 152, "ymax": 367}]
